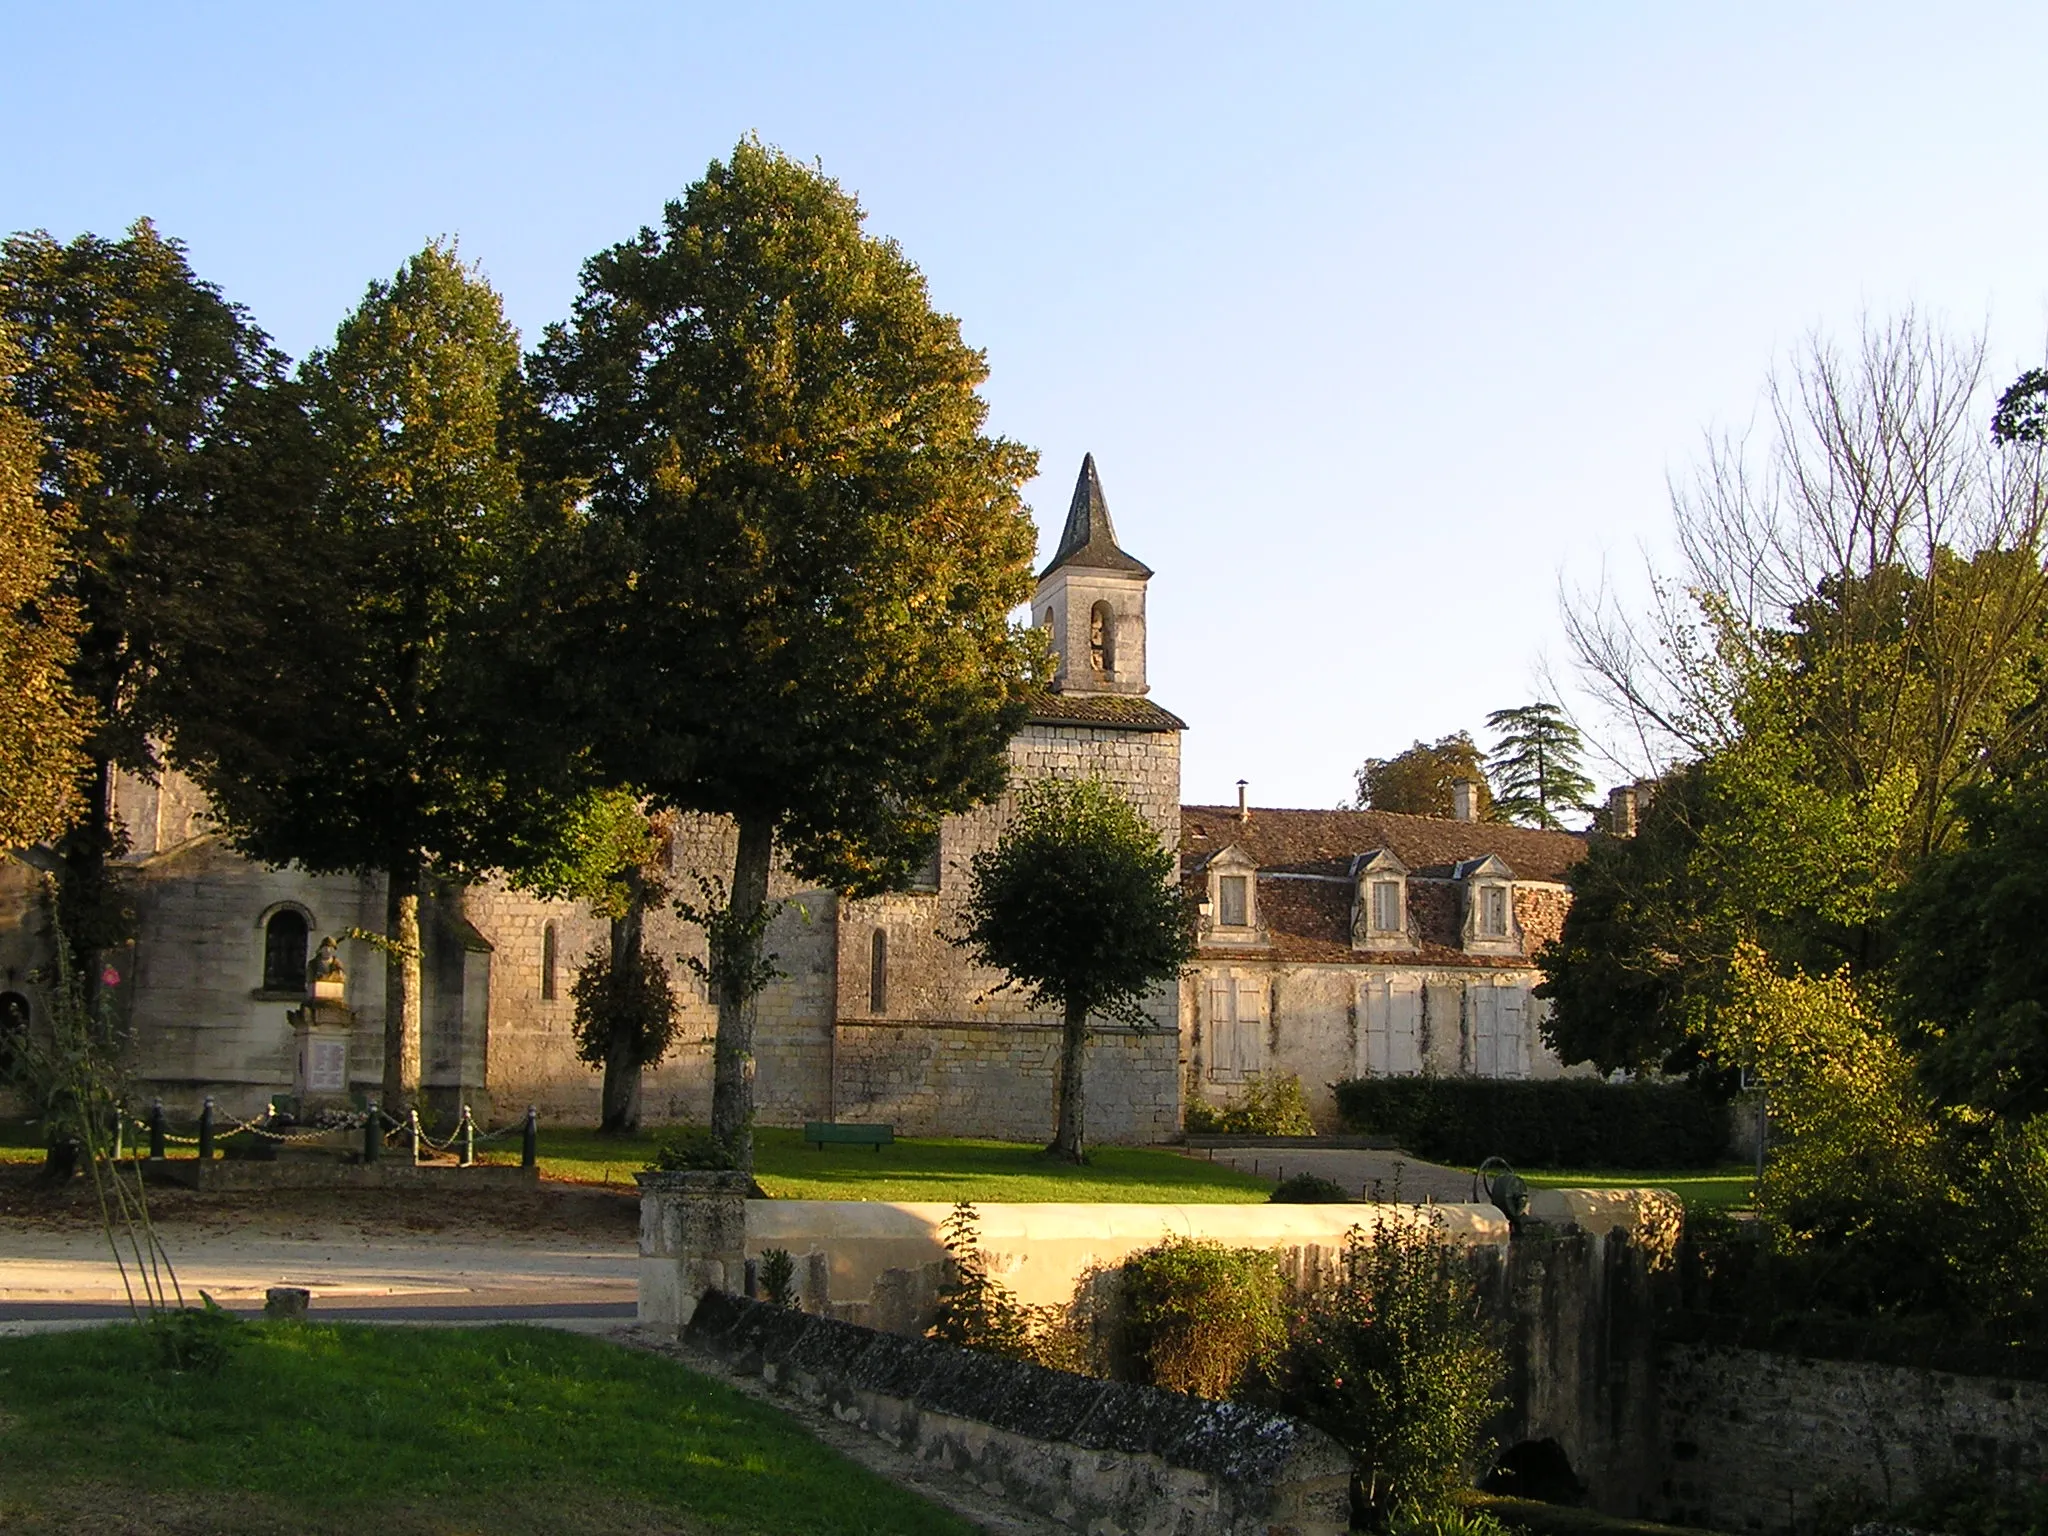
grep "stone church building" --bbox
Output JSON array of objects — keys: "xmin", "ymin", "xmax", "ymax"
[{"xmin": 0, "ymin": 457, "xmax": 1586, "ymax": 1141}]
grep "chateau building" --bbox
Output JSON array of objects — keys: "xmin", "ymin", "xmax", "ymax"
[{"xmin": 0, "ymin": 456, "xmax": 1585, "ymax": 1140}]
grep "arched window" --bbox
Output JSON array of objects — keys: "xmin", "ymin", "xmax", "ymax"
[
  {"xmin": 541, "ymin": 921, "xmax": 559, "ymax": 1001},
  {"xmin": 1089, "ymin": 602, "xmax": 1116, "ymax": 676},
  {"xmin": 869, "ymin": 929, "xmax": 888, "ymax": 1015},
  {"xmin": 0, "ymin": 991, "xmax": 28, "ymax": 1073},
  {"xmin": 262, "ymin": 909, "xmax": 309, "ymax": 994}
]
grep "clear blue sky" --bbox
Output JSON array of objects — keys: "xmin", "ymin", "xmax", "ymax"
[{"xmin": 7, "ymin": 3, "xmax": 2046, "ymax": 808}]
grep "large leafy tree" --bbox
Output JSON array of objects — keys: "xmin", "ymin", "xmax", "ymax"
[
  {"xmin": 1892, "ymin": 769, "xmax": 2048, "ymax": 1120},
  {"xmin": 531, "ymin": 140, "xmax": 1041, "ymax": 1169},
  {"xmin": 1484, "ymin": 702, "xmax": 1593, "ymax": 829},
  {"xmin": 0, "ymin": 328, "xmax": 89, "ymax": 847},
  {"xmin": 957, "ymin": 778, "xmax": 1193, "ymax": 1162},
  {"xmin": 192, "ymin": 243, "xmax": 577, "ymax": 1110},
  {"xmin": 0, "ymin": 221, "xmax": 296, "ymax": 979},
  {"xmin": 1346, "ymin": 733, "xmax": 1492, "ymax": 818}
]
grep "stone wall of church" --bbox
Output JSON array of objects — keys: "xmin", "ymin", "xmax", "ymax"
[
  {"xmin": 476, "ymin": 813, "xmax": 841, "ymax": 1130},
  {"xmin": 825, "ymin": 721, "xmax": 1184, "ymax": 1143}
]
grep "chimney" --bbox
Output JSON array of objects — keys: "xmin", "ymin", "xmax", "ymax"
[
  {"xmin": 1450, "ymin": 778, "xmax": 1477, "ymax": 822},
  {"xmin": 1607, "ymin": 784, "xmax": 1640, "ymax": 838},
  {"xmin": 1236, "ymin": 779, "xmax": 1249, "ymax": 823}
]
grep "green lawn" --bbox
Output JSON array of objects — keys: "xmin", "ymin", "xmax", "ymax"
[
  {"xmin": 490, "ymin": 1125, "xmax": 1272, "ymax": 1203},
  {"xmin": 1515, "ymin": 1165, "xmax": 1754, "ymax": 1213},
  {"xmin": 0, "ymin": 1321, "xmax": 973, "ymax": 1536}
]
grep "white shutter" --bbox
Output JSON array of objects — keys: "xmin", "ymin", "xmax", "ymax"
[
  {"xmin": 1473, "ymin": 987, "xmax": 1499, "ymax": 1078},
  {"xmin": 1234, "ymin": 977, "xmax": 1266, "ymax": 1077},
  {"xmin": 1389, "ymin": 981, "xmax": 1422, "ymax": 1075},
  {"xmin": 1500, "ymin": 987, "xmax": 1527, "ymax": 1079},
  {"xmin": 1207, "ymin": 976, "xmax": 1239, "ymax": 1082},
  {"xmin": 1363, "ymin": 979, "xmax": 1390, "ymax": 1075}
]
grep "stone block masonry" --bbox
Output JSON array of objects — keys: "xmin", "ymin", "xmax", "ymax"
[
  {"xmin": 1656, "ymin": 1344, "xmax": 2048, "ymax": 1532},
  {"xmin": 683, "ymin": 1289, "xmax": 1353, "ymax": 1536}
]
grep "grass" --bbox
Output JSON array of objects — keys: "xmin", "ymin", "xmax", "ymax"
[
  {"xmin": 490, "ymin": 1125, "xmax": 1273, "ymax": 1203},
  {"xmin": 0, "ymin": 1320, "xmax": 974, "ymax": 1536},
  {"xmin": 1513, "ymin": 1165, "xmax": 1754, "ymax": 1213},
  {"xmin": 0, "ymin": 1117, "xmax": 42, "ymax": 1164}
]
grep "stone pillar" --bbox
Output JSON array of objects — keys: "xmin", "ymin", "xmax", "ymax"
[{"xmin": 636, "ymin": 1170, "xmax": 752, "ymax": 1331}]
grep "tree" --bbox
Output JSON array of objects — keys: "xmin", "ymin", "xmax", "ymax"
[
  {"xmin": 0, "ymin": 328, "xmax": 89, "ymax": 847},
  {"xmin": 1565, "ymin": 315, "xmax": 2048, "ymax": 868},
  {"xmin": 956, "ymin": 778, "xmax": 1193, "ymax": 1163},
  {"xmin": 530, "ymin": 140, "xmax": 1041, "ymax": 1169},
  {"xmin": 1891, "ymin": 769, "xmax": 2048, "ymax": 1120},
  {"xmin": 1346, "ymin": 733, "xmax": 1492, "ymax": 818},
  {"xmin": 516, "ymin": 791, "xmax": 681, "ymax": 1131},
  {"xmin": 0, "ymin": 221, "xmax": 296, "ymax": 984},
  {"xmin": 1485, "ymin": 703, "xmax": 1593, "ymax": 829},
  {"xmin": 191, "ymin": 243, "xmax": 577, "ymax": 1110}
]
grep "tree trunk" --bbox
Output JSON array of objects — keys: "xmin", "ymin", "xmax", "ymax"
[
  {"xmin": 56, "ymin": 756, "xmax": 122, "ymax": 1015},
  {"xmin": 382, "ymin": 867, "xmax": 422, "ymax": 1112},
  {"xmin": 1049, "ymin": 999, "xmax": 1089, "ymax": 1163},
  {"xmin": 710, "ymin": 812, "xmax": 775, "ymax": 1173},
  {"xmin": 599, "ymin": 872, "xmax": 648, "ymax": 1135}
]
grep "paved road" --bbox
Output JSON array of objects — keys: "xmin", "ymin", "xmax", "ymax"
[
  {"xmin": 1190, "ymin": 1145, "xmax": 1482, "ymax": 1203},
  {"xmin": 0, "ymin": 1227, "xmax": 637, "ymax": 1333}
]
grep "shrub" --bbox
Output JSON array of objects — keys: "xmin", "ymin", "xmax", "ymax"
[
  {"xmin": 1116, "ymin": 1236, "xmax": 1286, "ymax": 1399},
  {"xmin": 1283, "ymin": 1215, "xmax": 1505, "ymax": 1528},
  {"xmin": 927, "ymin": 1202, "xmax": 1037, "ymax": 1360},
  {"xmin": 1186, "ymin": 1074, "xmax": 1317, "ymax": 1136},
  {"xmin": 145, "ymin": 1295, "xmax": 243, "ymax": 1376},
  {"xmin": 1332, "ymin": 1075, "xmax": 1726, "ymax": 1168},
  {"xmin": 647, "ymin": 1126, "xmax": 739, "ymax": 1172},
  {"xmin": 1270, "ymin": 1173, "xmax": 1352, "ymax": 1203},
  {"xmin": 758, "ymin": 1248, "xmax": 797, "ymax": 1309}
]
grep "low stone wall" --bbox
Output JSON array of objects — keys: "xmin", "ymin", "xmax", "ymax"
[
  {"xmin": 1657, "ymin": 1343, "xmax": 2048, "ymax": 1532},
  {"xmin": 744, "ymin": 1197, "xmax": 1512, "ymax": 1331},
  {"xmin": 685, "ymin": 1289, "xmax": 1352, "ymax": 1536}
]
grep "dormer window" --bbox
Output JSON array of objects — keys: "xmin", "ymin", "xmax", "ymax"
[
  {"xmin": 1351, "ymin": 848, "xmax": 1412, "ymax": 951},
  {"xmin": 1455, "ymin": 854, "xmax": 1521, "ymax": 954},
  {"xmin": 1202, "ymin": 846, "xmax": 1264, "ymax": 945}
]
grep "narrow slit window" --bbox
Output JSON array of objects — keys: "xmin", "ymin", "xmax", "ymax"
[
  {"xmin": 541, "ymin": 921, "xmax": 558, "ymax": 1001},
  {"xmin": 869, "ymin": 929, "xmax": 888, "ymax": 1014}
]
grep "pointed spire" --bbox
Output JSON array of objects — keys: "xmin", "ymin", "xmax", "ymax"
[{"xmin": 1039, "ymin": 454, "xmax": 1153, "ymax": 580}]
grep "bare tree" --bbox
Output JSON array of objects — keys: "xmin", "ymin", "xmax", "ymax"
[{"xmin": 1564, "ymin": 313, "xmax": 2048, "ymax": 858}]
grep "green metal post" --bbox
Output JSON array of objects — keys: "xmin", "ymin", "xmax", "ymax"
[
  {"xmin": 521, "ymin": 1105, "xmax": 537, "ymax": 1170},
  {"xmin": 409, "ymin": 1108, "xmax": 423, "ymax": 1166},
  {"xmin": 459, "ymin": 1104, "xmax": 474, "ymax": 1168},
  {"xmin": 149, "ymin": 1099, "xmax": 166, "ymax": 1161},
  {"xmin": 364, "ymin": 1102, "xmax": 381, "ymax": 1163},
  {"xmin": 198, "ymin": 1097, "xmax": 215, "ymax": 1162}
]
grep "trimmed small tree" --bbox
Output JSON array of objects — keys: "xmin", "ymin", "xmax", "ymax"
[
  {"xmin": 1347, "ymin": 733, "xmax": 1492, "ymax": 818},
  {"xmin": 957, "ymin": 778, "xmax": 1194, "ymax": 1163}
]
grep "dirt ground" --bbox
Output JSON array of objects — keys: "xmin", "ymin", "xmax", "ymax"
[{"xmin": 0, "ymin": 1163, "xmax": 640, "ymax": 1240}]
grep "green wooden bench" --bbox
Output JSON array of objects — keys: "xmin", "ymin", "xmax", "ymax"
[{"xmin": 803, "ymin": 1121, "xmax": 894, "ymax": 1152}]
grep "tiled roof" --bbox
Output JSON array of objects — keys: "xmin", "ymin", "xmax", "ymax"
[
  {"xmin": 1180, "ymin": 805, "xmax": 1585, "ymax": 968},
  {"xmin": 1038, "ymin": 454, "xmax": 1152, "ymax": 580},
  {"xmin": 1027, "ymin": 693, "xmax": 1187, "ymax": 732},
  {"xmin": 1180, "ymin": 805, "xmax": 1585, "ymax": 883}
]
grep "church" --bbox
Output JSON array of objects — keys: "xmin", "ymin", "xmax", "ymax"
[{"xmin": 0, "ymin": 457, "xmax": 1587, "ymax": 1139}]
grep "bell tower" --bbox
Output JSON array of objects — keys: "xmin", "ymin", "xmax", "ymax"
[{"xmin": 1033, "ymin": 454, "xmax": 1152, "ymax": 697}]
